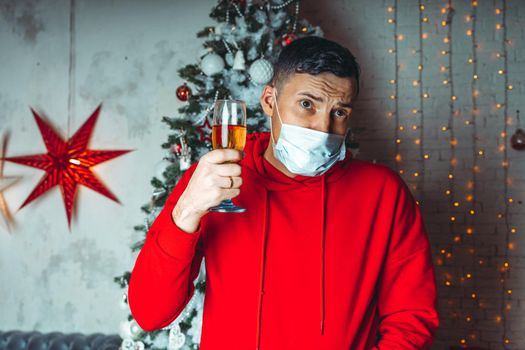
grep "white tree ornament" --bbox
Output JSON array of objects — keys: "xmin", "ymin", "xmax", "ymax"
[
  {"xmin": 248, "ymin": 58, "xmax": 274, "ymax": 85},
  {"xmin": 200, "ymin": 52, "xmax": 225, "ymax": 76}
]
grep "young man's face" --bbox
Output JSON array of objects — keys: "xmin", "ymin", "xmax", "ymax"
[{"xmin": 260, "ymin": 72, "xmax": 355, "ymax": 142}]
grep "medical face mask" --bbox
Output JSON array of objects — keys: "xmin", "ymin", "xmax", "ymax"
[{"xmin": 270, "ymin": 89, "xmax": 348, "ymax": 177}]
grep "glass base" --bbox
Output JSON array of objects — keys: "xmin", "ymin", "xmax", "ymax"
[{"xmin": 208, "ymin": 199, "xmax": 246, "ymax": 213}]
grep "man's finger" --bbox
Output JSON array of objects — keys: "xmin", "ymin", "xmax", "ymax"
[
  {"xmin": 216, "ymin": 175, "xmax": 242, "ymax": 189},
  {"xmin": 221, "ymin": 188, "xmax": 241, "ymax": 200},
  {"xmin": 204, "ymin": 149, "xmax": 244, "ymax": 164},
  {"xmin": 213, "ymin": 163, "xmax": 242, "ymax": 177}
]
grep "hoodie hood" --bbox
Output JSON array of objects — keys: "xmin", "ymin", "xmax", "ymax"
[{"xmin": 239, "ymin": 131, "xmax": 353, "ymax": 349}]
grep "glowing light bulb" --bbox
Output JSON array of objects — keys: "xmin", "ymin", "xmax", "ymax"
[
  {"xmin": 466, "ymin": 29, "xmax": 472, "ymax": 36},
  {"xmin": 424, "ymin": 154, "xmax": 429, "ymax": 159},
  {"xmin": 387, "ymin": 6, "xmax": 394, "ymax": 12}
]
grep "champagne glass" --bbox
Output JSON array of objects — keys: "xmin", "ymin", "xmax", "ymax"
[{"xmin": 208, "ymin": 99, "xmax": 247, "ymax": 213}]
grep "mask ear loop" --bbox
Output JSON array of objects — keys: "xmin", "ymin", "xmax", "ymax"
[{"xmin": 270, "ymin": 88, "xmax": 283, "ymax": 146}]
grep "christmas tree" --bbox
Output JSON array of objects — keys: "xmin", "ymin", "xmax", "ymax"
[{"xmin": 114, "ymin": 1, "xmax": 360, "ymax": 349}]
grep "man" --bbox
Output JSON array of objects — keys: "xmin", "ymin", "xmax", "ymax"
[{"xmin": 128, "ymin": 36, "xmax": 440, "ymax": 349}]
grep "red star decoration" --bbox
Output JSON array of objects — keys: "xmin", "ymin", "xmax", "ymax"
[
  {"xmin": 1, "ymin": 104, "xmax": 133, "ymax": 229},
  {"xmin": 196, "ymin": 114, "xmax": 212, "ymax": 143}
]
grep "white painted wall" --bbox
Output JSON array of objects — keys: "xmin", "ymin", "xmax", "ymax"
[{"xmin": 0, "ymin": 0, "xmax": 217, "ymax": 333}]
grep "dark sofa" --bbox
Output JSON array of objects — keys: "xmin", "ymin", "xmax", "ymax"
[{"xmin": 0, "ymin": 331, "xmax": 121, "ymax": 350}]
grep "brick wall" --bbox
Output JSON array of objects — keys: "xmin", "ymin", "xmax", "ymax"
[{"xmin": 302, "ymin": 0, "xmax": 525, "ymax": 349}]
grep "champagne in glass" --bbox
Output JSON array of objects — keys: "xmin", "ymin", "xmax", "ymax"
[{"xmin": 208, "ymin": 99, "xmax": 247, "ymax": 213}]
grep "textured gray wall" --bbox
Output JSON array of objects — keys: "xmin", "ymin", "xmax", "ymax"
[
  {"xmin": 1, "ymin": 0, "xmax": 524, "ymax": 349},
  {"xmin": 0, "ymin": 0, "xmax": 218, "ymax": 334}
]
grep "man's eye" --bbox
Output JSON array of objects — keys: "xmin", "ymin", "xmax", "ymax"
[
  {"xmin": 300, "ymin": 100, "xmax": 312, "ymax": 109},
  {"xmin": 333, "ymin": 109, "xmax": 348, "ymax": 118}
]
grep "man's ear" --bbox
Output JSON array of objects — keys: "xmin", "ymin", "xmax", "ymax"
[{"xmin": 259, "ymin": 84, "xmax": 275, "ymax": 118}]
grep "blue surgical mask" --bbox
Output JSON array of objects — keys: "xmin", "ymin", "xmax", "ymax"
[{"xmin": 270, "ymin": 89, "xmax": 348, "ymax": 177}]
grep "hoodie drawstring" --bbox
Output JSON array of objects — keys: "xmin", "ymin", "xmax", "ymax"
[
  {"xmin": 256, "ymin": 189, "xmax": 269, "ymax": 350},
  {"xmin": 320, "ymin": 174, "xmax": 326, "ymax": 335},
  {"xmin": 255, "ymin": 176, "xmax": 327, "ymax": 349}
]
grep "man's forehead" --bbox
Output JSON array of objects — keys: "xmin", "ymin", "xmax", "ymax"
[{"xmin": 284, "ymin": 73, "xmax": 355, "ymax": 99}]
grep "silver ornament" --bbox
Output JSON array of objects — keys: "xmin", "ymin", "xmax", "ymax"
[
  {"xmin": 233, "ymin": 50, "xmax": 246, "ymax": 70},
  {"xmin": 167, "ymin": 324, "xmax": 186, "ymax": 350},
  {"xmin": 129, "ymin": 319, "xmax": 142, "ymax": 339},
  {"xmin": 248, "ymin": 58, "xmax": 273, "ymax": 85},
  {"xmin": 201, "ymin": 52, "xmax": 225, "ymax": 76},
  {"xmin": 121, "ymin": 338, "xmax": 135, "ymax": 350},
  {"xmin": 119, "ymin": 293, "xmax": 128, "ymax": 310}
]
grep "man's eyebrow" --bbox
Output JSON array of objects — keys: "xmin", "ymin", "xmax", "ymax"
[
  {"xmin": 337, "ymin": 101, "xmax": 353, "ymax": 108},
  {"xmin": 297, "ymin": 92, "xmax": 324, "ymax": 103},
  {"xmin": 297, "ymin": 91, "xmax": 353, "ymax": 108}
]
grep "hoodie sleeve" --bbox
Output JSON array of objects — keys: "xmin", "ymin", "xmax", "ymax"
[
  {"xmin": 371, "ymin": 172, "xmax": 440, "ymax": 349},
  {"xmin": 128, "ymin": 162, "xmax": 206, "ymax": 331}
]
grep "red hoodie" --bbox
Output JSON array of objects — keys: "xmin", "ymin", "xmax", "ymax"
[{"xmin": 128, "ymin": 131, "xmax": 440, "ymax": 349}]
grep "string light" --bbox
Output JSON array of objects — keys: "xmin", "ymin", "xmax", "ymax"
[
  {"xmin": 389, "ymin": 0, "xmax": 400, "ymax": 174},
  {"xmin": 384, "ymin": 2, "xmax": 516, "ymax": 346},
  {"xmin": 498, "ymin": 0, "xmax": 512, "ymax": 347}
]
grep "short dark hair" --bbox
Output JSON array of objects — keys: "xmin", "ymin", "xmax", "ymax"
[{"xmin": 271, "ymin": 36, "xmax": 361, "ymax": 99}]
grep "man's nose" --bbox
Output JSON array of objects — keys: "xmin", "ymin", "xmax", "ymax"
[{"xmin": 310, "ymin": 112, "xmax": 331, "ymax": 133}]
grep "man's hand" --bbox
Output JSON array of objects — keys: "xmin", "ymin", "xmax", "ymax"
[{"xmin": 171, "ymin": 149, "xmax": 244, "ymax": 233}]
